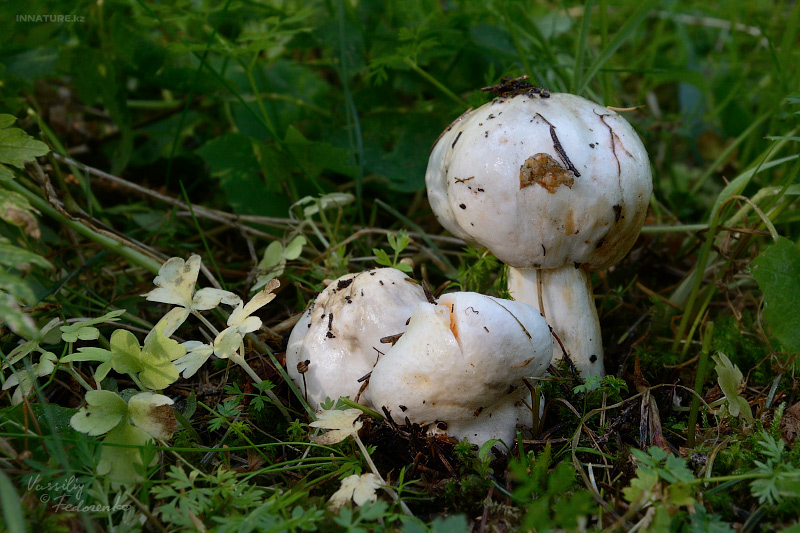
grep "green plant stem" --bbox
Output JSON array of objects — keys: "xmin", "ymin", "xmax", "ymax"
[
  {"xmin": 671, "ymin": 153, "xmax": 798, "ymax": 353},
  {"xmin": 230, "ymin": 350, "xmax": 291, "ymax": 422},
  {"xmin": 640, "ymin": 224, "xmax": 708, "ymax": 234},
  {"xmin": 687, "ymin": 322, "xmax": 713, "ymax": 448},
  {"xmin": 62, "ymin": 364, "xmax": 95, "ymax": 392},
  {"xmin": 688, "ymin": 472, "xmax": 765, "ymax": 485},
  {"xmin": 681, "ymin": 286, "xmax": 716, "ymax": 358},
  {"xmin": 3, "ymin": 180, "xmax": 162, "ymax": 274},
  {"xmin": 352, "ymin": 434, "xmax": 413, "ymax": 516},
  {"xmin": 403, "ymin": 57, "xmax": 467, "ymax": 108},
  {"xmin": 251, "ymin": 337, "xmax": 314, "ymax": 418},
  {"xmin": 339, "ymin": 397, "xmax": 383, "ymax": 420},
  {"xmin": 191, "ymin": 310, "xmax": 221, "ymax": 337}
]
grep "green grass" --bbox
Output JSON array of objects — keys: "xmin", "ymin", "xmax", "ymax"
[{"xmin": 2, "ymin": 0, "xmax": 800, "ymax": 531}]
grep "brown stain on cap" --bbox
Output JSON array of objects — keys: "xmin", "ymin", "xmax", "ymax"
[
  {"xmin": 519, "ymin": 153, "xmax": 575, "ymax": 193},
  {"xmin": 565, "ymin": 210, "xmax": 575, "ymax": 235}
]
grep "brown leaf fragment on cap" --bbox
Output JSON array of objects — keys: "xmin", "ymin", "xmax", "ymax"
[{"xmin": 519, "ymin": 153, "xmax": 575, "ymax": 193}]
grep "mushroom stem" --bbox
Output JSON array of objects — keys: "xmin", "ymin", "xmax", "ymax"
[{"xmin": 508, "ymin": 265, "xmax": 604, "ymax": 380}]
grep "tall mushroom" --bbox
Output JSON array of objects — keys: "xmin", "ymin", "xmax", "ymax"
[
  {"xmin": 286, "ymin": 268, "xmax": 426, "ymax": 409},
  {"xmin": 365, "ymin": 291, "xmax": 552, "ymax": 446},
  {"xmin": 426, "ymin": 81, "xmax": 652, "ymax": 379}
]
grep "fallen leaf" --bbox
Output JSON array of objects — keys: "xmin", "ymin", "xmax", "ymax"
[{"xmin": 781, "ymin": 402, "xmax": 800, "ymax": 443}]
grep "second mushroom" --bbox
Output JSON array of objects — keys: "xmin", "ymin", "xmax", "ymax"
[{"xmin": 426, "ymin": 82, "xmax": 652, "ymax": 380}]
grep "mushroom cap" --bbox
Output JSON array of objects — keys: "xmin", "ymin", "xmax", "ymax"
[
  {"xmin": 426, "ymin": 92, "xmax": 652, "ymax": 270},
  {"xmin": 365, "ymin": 292, "xmax": 552, "ymax": 445},
  {"xmin": 286, "ymin": 268, "xmax": 426, "ymax": 409}
]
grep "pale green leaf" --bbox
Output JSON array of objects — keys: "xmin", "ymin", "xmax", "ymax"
[
  {"xmin": 373, "ymin": 248, "xmax": 392, "ymax": 267},
  {"xmin": 109, "ymin": 329, "xmax": 144, "ymax": 375},
  {"xmin": 143, "ymin": 320, "xmax": 186, "ymax": 363},
  {"xmin": 712, "ymin": 352, "xmax": 753, "ymax": 421},
  {"xmin": 60, "ymin": 310, "xmax": 126, "ymax": 341},
  {"xmin": 328, "ymin": 474, "xmax": 380, "ymax": 509},
  {"xmin": 97, "ymin": 423, "xmax": 154, "ymax": 485},
  {"xmin": 70, "ymin": 390, "xmax": 128, "ymax": 436},
  {"xmin": 292, "ymin": 192, "xmax": 355, "ymax": 219},
  {"xmin": 95, "ymin": 361, "xmax": 112, "ymax": 382},
  {"xmin": 622, "ymin": 466, "xmax": 658, "ymax": 504},
  {"xmin": 259, "ymin": 240, "xmax": 285, "ymax": 270},
  {"xmin": 191, "ymin": 287, "xmax": 241, "ymax": 311},
  {"xmin": 157, "ymin": 306, "xmax": 191, "ymax": 339},
  {"xmin": 227, "ymin": 280, "xmax": 278, "ymax": 332},
  {"xmin": 60, "ymin": 324, "xmax": 100, "ymax": 343},
  {"xmin": 139, "ymin": 353, "xmax": 180, "ymax": 391},
  {"xmin": 212, "ymin": 327, "xmax": 242, "ymax": 360},
  {"xmin": 284, "ymin": 235, "xmax": 306, "ymax": 260}
]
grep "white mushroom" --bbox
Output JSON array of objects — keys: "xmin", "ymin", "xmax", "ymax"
[
  {"xmin": 286, "ymin": 268, "xmax": 426, "ymax": 409},
  {"xmin": 365, "ymin": 292, "xmax": 552, "ymax": 446},
  {"xmin": 426, "ymin": 87, "xmax": 652, "ymax": 379}
]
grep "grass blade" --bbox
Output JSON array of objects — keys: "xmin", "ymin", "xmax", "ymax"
[
  {"xmin": 575, "ymin": 1, "xmax": 656, "ymax": 95},
  {"xmin": 572, "ymin": 0, "xmax": 594, "ymax": 93},
  {"xmin": 0, "ymin": 471, "xmax": 25, "ymax": 533}
]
